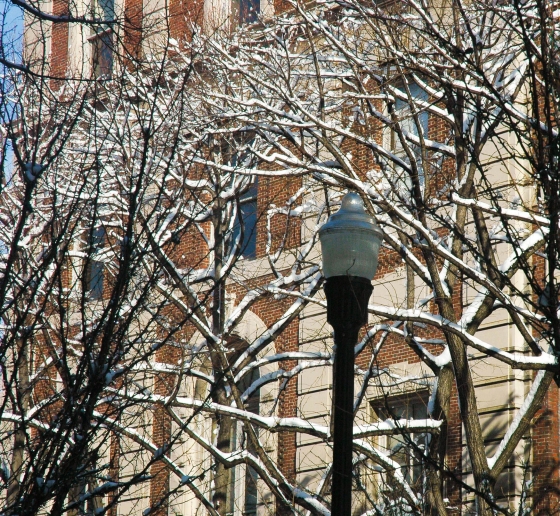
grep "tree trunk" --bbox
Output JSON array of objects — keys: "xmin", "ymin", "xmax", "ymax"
[
  {"xmin": 426, "ymin": 365, "xmax": 453, "ymax": 516},
  {"xmin": 212, "ymin": 412, "xmax": 233, "ymax": 516},
  {"xmin": 7, "ymin": 338, "xmax": 30, "ymax": 510}
]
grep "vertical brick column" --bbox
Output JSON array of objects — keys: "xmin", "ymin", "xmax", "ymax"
[
  {"xmin": 123, "ymin": 0, "xmax": 143, "ymax": 64},
  {"xmin": 51, "ymin": 0, "xmax": 69, "ymax": 82},
  {"xmin": 272, "ymin": 0, "xmax": 291, "ymax": 15},
  {"xmin": 150, "ymin": 371, "xmax": 175, "ymax": 515},
  {"xmin": 256, "ymin": 175, "xmax": 302, "ymax": 258},
  {"xmin": 445, "ymin": 387, "xmax": 462, "ymax": 512},
  {"xmin": 532, "ymin": 248, "xmax": 560, "ymax": 513},
  {"xmin": 533, "ymin": 382, "xmax": 560, "ymax": 514},
  {"xmin": 168, "ymin": 0, "xmax": 204, "ymax": 42},
  {"xmin": 276, "ymin": 318, "xmax": 299, "ymax": 515}
]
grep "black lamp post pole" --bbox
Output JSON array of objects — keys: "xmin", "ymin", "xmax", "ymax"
[{"xmin": 325, "ymin": 276, "xmax": 373, "ymax": 516}]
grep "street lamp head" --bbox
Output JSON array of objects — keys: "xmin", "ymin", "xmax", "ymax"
[{"xmin": 319, "ymin": 192, "xmax": 383, "ymax": 280}]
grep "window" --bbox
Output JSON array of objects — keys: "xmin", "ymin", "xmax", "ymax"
[
  {"xmin": 228, "ymin": 366, "xmax": 260, "ymax": 516},
  {"xmin": 85, "ymin": 226, "xmax": 105, "ymax": 300},
  {"xmin": 225, "ymin": 338, "xmax": 261, "ymax": 516},
  {"xmin": 232, "ymin": 180, "xmax": 258, "ymax": 260},
  {"xmin": 239, "ymin": 0, "xmax": 259, "ymax": 24},
  {"xmin": 91, "ymin": 31, "xmax": 113, "ymax": 77},
  {"xmin": 390, "ymin": 82, "xmax": 428, "ymax": 193},
  {"xmin": 68, "ymin": 479, "xmax": 103, "ymax": 515},
  {"xmin": 371, "ymin": 395, "xmax": 428, "ymax": 494},
  {"xmin": 90, "ymin": 0, "xmax": 114, "ymax": 77}
]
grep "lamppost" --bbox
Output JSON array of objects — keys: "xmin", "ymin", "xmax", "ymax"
[{"xmin": 319, "ymin": 192, "xmax": 383, "ymax": 516}]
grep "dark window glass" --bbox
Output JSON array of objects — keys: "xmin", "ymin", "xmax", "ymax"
[
  {"xmin": 394, "ymin": 82, "xmax": 428, "ymax": 188},
  {"xmin": 98, "ymin": 0, "xmax": 114, "ymax": 21},
  {"xmin": 86, "ymin": 226, "xmax": 105, "ymax": 300},
  {"xmin": 240, "ymin": 0, "xmax": 259, "ymax": 24},
  {"xmin": 232, "ymin": 181, "xmax": 258, "ymax": 259},
  {"xmin": 92, "ymin": 31, "xmax": 113, "ymax": 78},
  {"xmin": 91, "ymin": 0, "xmax": 114, "ymax": 78}
]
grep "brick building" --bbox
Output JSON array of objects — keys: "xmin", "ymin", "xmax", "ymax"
[{"xmin": 13, "ymin": 0, "xmax": 560, "ymax": 514}]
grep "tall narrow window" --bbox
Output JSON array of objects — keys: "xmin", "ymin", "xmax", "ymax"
[
  {"xmin": 90, "ymin": 0, "xmax": 114, "ymax": 77},
  {"xmin": 391, "ymin": 82, "xmax": 428, "ymax": 192},
  {"xmin": 85, "ymin": 226, "xmax": 105, "ymax": 300},
  {"xmin": 241, "ymin": 366, "xmax": 259, "ymax": 516},
  {"xmin": 228, "ymin": 365, "xmax": 260, "ymax": 516},
  {"xmin": 232, "ymin": 180, "xmax": 258, "ymax": 260},
  {"xmin": 372, "ymin": 395, "xmax": 428, "ymax": 494}
]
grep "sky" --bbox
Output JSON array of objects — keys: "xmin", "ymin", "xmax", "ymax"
[
  {"xmin": 1, "ymin": 0, "xmax": 23, "ymax": 58},
  {"xmin": 0, "ymin": 0, "xmax": 23, "ymax": 181}
]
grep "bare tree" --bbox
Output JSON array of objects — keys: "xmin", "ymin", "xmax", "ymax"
[
  {"xmin": 180, "ymin": 0, "xmax": 560, "ymax": 513},
  {"xmin": 0, "ymin": 6, "xmax": 328, "ymax": 515},
  {"xmin": 2, "ymin": 0, "xmax": 560, "ymax": 514}
]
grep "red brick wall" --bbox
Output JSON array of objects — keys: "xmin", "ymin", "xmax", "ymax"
[
  {"xmin": 257, "ymin": 174, "xmax": 302, "ymax": 258},
  {"xmin": 533, "ymin": 384, "xmax": 560, "ymax": 514},
  {"xmin": 532, "ymin": 249, "xmax": 559, "ymax": 512},
  {"xmin": 168, "ymin": 0, "xmax": 204, "ymax": 42},
  {"xmin": 50, "ymin": 0, "xmax": 69, "ymax": 82},
  {"xmin": 123, "ymin": 0, "xmax": 143, "ymax": 63}
]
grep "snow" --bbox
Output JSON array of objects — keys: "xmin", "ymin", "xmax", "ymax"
[
  {"xmin": 292, "ymin": 488, "xmax": 330, "ymax": 515},
  {"xmin": 5, "ymin": 1, "xmax": 559, "ymax": 512},
  {"xmin": 369, "ymin": 305, "xmax": 557, "ymax": 369},
  {"xmin": 487, "ymin": 370, "xmax": 547, "ymax": 470},
  {"xmin": 354, "ymin": 418, "xmax": 442, "ymax": 437}
]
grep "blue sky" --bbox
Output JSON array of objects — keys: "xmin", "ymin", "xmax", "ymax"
[
  {"xmin": 0, "ymin": 0, "xmax": 23, "ymax": 180},
  {"xmin": 1, "ymin": 0, "xmax": 23, "ymax": 56}
]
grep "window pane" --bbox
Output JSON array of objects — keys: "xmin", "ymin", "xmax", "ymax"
[
  {"xmin": 240, "ymin": 0, "xmax": 260, "ymax": 24},
  {"xmin": 244, "ymin": 465, "xmax": 258, "ymax": 515},
  {"xmin": 98, "ymin": 0, "xmax": 114, "ymax": 21},
  {"xmin": 87, "ymin": 227, "xmax": 105, "ymax": 300},
  {"xmin": 232, "ymin": 182, "xmax": 258, "ymax": 259},
  {"xmin": 372, "ymin": 396, "xmax": 428, "ymax": 497},
  {"xmin": 394, "ymin": 82, "xmax": 428, "ymax": 189},
  {"xmin": 93, "ymin": 32, "xmax": 113, "ymax": 77},
  {"xmin": 87, "ymin": 261, "xmax": 104, "ymax": 299}
]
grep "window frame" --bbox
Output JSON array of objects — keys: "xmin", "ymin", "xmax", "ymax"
[
  {"xmin": 84, "ymin": 225, "xmax": 106, "ymax": 300},
  {"xmin": 231, "ymin": 178, "xmax": 258, "ymax": 260},
  {"xmin": 370, "ymin": 392, "xmax": 430, "ymax": 496},
  {"xmin": 89, "ymin": 0, "xmax": 115, "ymax": 78},
  {"xmin": 385, "ymin": 80, "xmax": 429, "ymax": 196}
]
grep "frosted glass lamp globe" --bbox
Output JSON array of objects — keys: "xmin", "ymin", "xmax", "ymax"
[{"xmin": 318, "ymin": 192, "xmax": 383, "ymax": 280}]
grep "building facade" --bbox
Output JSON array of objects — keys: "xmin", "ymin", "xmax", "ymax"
[{"xmin": 5, "ymin": 0, "xmax": 560, "ymax": 514}]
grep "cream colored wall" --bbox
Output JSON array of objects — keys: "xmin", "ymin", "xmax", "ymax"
[
  {"xmin": 117, "ymin": 370, "xmax": 154, "ymax": 516},
  {"xmin": 142, "ymin": 0, "xmax": 168, "ymax": 59},
  {"xmin": 23, "ymin": 0, "xmax": 52, "ymax": 75},
  {"xmin": 67, "ymin": 0, "xmax": 89, "ymax": 77}
]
